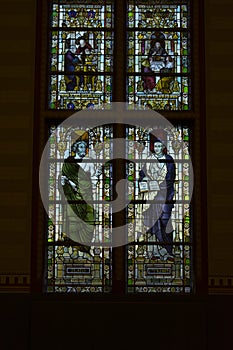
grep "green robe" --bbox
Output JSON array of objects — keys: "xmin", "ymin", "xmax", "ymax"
[{"xmin": 61, "ymin": 157, "xmax": 95, "ymax": 251}]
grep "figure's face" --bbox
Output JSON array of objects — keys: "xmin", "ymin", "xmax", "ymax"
[
  {"xmin": 153, "ymin": 141, "xmax": 164, "ymax": 156},
  {"xmin": 155, "ymin": 42, "xmax": 161, "ymax": 49},
  {"xmin": 79, "ymin": 39, "xmax": 85, "ymax": 46},
  {"xmin": 76, "ymin": 141, "xmax": 87, "ymax": 158},
  {"xmin": 70, "ymin": 46, "xmax": 76, "ymax": 54}
]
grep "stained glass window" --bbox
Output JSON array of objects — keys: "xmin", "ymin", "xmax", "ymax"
[
  {"xmin": 49, "ymin": 0, "xmax": 114, "ymax": 110},
  {"xmin": 127, "ymin": 0, "xmax": 191, "ymax": 110},
  {"xmin": 46, "ymin": 124, "xmax": 113, "ymax": 292},
  {"xmin": 126, "ymin": 125, "xmax": 193, "ymax": 293},
  {"xmin": 43, "ymin": 0, "xmax": 197, "ymax": 294}
]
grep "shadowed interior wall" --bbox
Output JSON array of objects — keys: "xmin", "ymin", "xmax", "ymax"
[
  {"xmin": 205, "ymin": 0, "xmax": 233, "ymax": 292},
  {"xmin": 0, "ymin": 0, "xmax": 35, "ymax": 290}
]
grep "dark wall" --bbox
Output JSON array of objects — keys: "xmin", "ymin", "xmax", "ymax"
[
  {"xmin": 205, "ymin": 0, "xmax": 233, "ymax": 285},
  {"xmin": 0, "ymin": 0, "xmax": 35, "ymax": 289},
  {"xmin": 1, "ymin": 294, "xmax": 233, "ymax": 349}
]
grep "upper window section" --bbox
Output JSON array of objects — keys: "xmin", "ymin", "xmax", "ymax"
[
  {"xmin": 49, "ymin": 1, "xmax": 114, "ymax": 110},
  {"xmin": 127, "ymin": 1, "xmax": 189, "ymax": 29},
  {"xmin": 48, "ymin": 0, "xmax": 191, "ymax": 111},
  {"xmin": 51, "ymin": 1, "xmax": 114, "ymax": 29},
  {"xmin": 127, "ymin": 0, "xmax": 191, "ymax": 111}
]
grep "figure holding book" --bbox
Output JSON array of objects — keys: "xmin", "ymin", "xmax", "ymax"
[{"xmin": 138, "ymin": 130, "xmax": 176, "ymax": 261}]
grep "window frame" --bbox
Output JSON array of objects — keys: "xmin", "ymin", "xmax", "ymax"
[{"xmin": 31, "ymin": 0, "xmax": 208, "ymax": 296}]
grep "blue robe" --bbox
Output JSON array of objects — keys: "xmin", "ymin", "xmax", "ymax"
[{"xmin": 139, "ymin": 154, "xmax": 176, "ymax": 255}]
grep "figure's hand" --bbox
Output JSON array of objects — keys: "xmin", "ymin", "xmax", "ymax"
[
  {"xmin": 61, "ymin": 175, "xmax": 67, "ymax": 186},
  {"xmin": 61, "ymin": 176, "xmax": 76, "ymax": 190},
  {"xmin": 68, "ymin": 180, "xmax": 77, "ymax": 190},
  {"xmin": 142, "ymin": 177, "xmax": 149, "ymax": 181},
  {"xmin": 139, "ymin": 169, "xmax": 146, "ymax": 181},
  {"xmin": 96, "ymin": 165, "xmax": 102, "ymax": 177},
  {"xmin": 139, "ymin": 170, "xmax": 144, "ymax": 177}
]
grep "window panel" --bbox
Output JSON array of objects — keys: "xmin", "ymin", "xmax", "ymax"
[
  {"xmin": 127, "ymin": 0, "xmax": 191, "ymax": 110},
  {"xmin": 126, "ymin": 125, "xmax": 193, "ymax": 293},
  {"xmin": 46, "ymin": 124, "xmax": 114, "ymax": 293},
  {"xmin": 49, "ymin": 1, "xmax": 114, "ymax": 110}
]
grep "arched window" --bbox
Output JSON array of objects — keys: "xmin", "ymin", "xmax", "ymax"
[{"xmin": 32, "ymin": 0, "xmax": 207, "ymax": 295}]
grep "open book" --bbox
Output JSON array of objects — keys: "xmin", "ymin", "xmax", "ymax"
[{"xmin": 138, "ymin": 180, "xmax": 160, "ymax": 193}]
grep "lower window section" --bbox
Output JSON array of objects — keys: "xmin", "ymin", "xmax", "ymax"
[
  {"xmin": 47, "ymin": 244, "xmax": 112, "ymax": 293},
  {"xmin": 127, "ymin": 243, "xmax": 192, "ymax": 293},
  {"xmin": 45, "ymin": 123, "xmax": 193, "ymax": 294}
]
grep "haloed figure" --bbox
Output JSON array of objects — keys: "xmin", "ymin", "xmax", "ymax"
[
  {"xmin": 139, "ymin": 130, "xmax": 176, "ymax": 261},
  {"xmin": 60, "ymin": 132, "xmax": 99, "ymax": 258}
]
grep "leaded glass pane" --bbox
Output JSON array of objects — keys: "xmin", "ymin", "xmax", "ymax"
[
  {"xmin": 127, "ymin": 1, "xmax": 191, "ymax": 110},
  {"xmin": 49, "ymin": 1, "xmax": 114, "ymax": 110},
  {"xmin": 46, "ymin": 124, "xmax": 113, "ymax": 293},
  {"xmin": 126, "ymin": 125, "xmax": 192, "ymax": 293}
]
